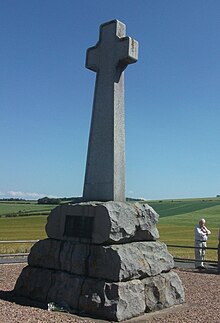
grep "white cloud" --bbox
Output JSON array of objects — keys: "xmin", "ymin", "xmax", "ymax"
[
  {"xmin": 1, "ymin": 190, "xmax": 60, "ymax": 200},
  {"xmin": 7, "ymin": 191, "xmax": 45, "ymax": 199}
]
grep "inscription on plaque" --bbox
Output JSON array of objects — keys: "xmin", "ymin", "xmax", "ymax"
[{"xmin": 64, "ymin": 215, "xmax": 94, "ymax": 240}]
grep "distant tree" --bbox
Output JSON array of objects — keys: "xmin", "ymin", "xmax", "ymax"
[
  {"xmin": 37, "ymin": 197, "xmax": 61, "ymax": 205},
  {"xmin": 37, "ymin": 196, "xmax": 85, "ymax": 205},
  {"xmin": 126, "ymin": 197, "xmax": 145, "ymax": 202},
  {"xmin": 37, "ymin": 196, "xmax": 83, "ymax": 205},
  {"xmin": 0, "ymin": 198, "xmax": 26, "ymax": 202}
]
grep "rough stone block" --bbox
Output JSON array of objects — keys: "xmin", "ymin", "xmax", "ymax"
[
  {"xmin": 28, "ymin": 239, "xmax": 174, "ymax": 281},
  {"xmin": 14, "ymin": 266, "xmax": 53, "ymax": 303},
  {"xmin": 14, "ymin": 266, "xmax": 184, "ymax": 321},
  {"xmin": 78, "ymin": 278, "xmax": 145, "ymax": 321},
  {"xmin": 28, "ymin": 238, "xmax": 89, "ymax": 276},
  {"xmin": 47, "ymin": 271, "xmax": 83, "ymax": 309},
  {"xmin": 144, "ymin": 271, "xmax": 185, "ymax": 312},
  {"xmin": 45, "ymin": 201, "xmax": 159, "ymax": 244},
  {"xmin": 15, "ymin": 266, "xmax": 146, "ymax": 321}
]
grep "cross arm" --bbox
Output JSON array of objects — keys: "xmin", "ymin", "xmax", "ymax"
[
  {"xmin": 86, "ymin": 45, "xmax": 99, "ymax": 72},
  {"xmin": 118, "ymin": 36, "xmax": 138, "ymax": 67}
]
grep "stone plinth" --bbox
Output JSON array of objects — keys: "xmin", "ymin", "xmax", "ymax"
[
  {"xmin": 15, "ymin": 266, "xmax": 184, "ymax": 322},
  {"xmin": 28, "ymin": 239, "xmax": 174, "ymax": 281},
  {"xmin": 14, "ymin": 202, "xmax": 185, "ymax": 321},
  {"xmin": 45, "ymin": 202, "xmax": 159, "ymax": 244}
]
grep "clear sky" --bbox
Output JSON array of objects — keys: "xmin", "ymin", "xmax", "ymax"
[{"xmin": 1, "ymin": 0, "xmax": 220, "ymax": 200}]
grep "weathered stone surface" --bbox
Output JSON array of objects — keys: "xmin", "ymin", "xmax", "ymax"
[
  {"xmin": 14, "ymin": 266, "xmax": 83, "ymax": 310},
  {"xmin": 79, "ymin": 278, "xmax": 145, "ymax": 321},
  {"xmin": 28, "ymin": 239, "xmax": 173, "ymax": 281},
  {"xmin": 45, "ymin": 201, "xmax": 159, "ymax": 244},
  {"xmin": 28, "ymin": 239, "xmax": 89, "ymax": 276},
  {"xmin": 14, "ymin": 266, "xmax": 184, "ymax": 321},
  {"xmin": 14, "ymin": 266, "xmax": 53, "ymax": 303},
  {"xmin": 144, "ymin": 271, "xmax": 185, "ymax": 312}
]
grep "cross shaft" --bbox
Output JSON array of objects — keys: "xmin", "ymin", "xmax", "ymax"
[{"xmin": 83, "ymin": 20, "xmax": 138, "ymax": 202}]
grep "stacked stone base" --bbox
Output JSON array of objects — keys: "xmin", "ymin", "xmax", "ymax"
[
  {"xmin": 15, "ymin": 261, "xmax": 183, "ymax": 321},
  {"xmin": 14, "ymin": 202, "xmax": 185, "ymax": 321}
]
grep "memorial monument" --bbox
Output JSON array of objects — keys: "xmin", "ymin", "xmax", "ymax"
[
  {"xmin": 83, "ymin": 19, "xmax": 138, "ymax": 202},
  {"xmin": 14, "ymin": 20, "xmax": 185, "ymax": 321}
]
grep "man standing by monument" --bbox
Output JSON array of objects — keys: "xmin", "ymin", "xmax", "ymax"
[{"xmin": 194, "ymin": 218, "xmax": 211, "ymax": 270}]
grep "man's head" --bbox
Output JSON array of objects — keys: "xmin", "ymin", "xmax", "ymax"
[{"xmin": 199, "ymin": 218, "xmax": 206, "ymax": 227}]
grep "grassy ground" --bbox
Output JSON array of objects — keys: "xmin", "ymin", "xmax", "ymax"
[
  {"xmin": 149, "ymin": 198, "xmax": 220, "ymax": 260},
  {"xmin": 0, "ymin": 198, "xmax": 219, "ymax": 260},
  {"xmin": 0, "ymin": 215, "xmax": 47, "ymax": 253},
  {"xmin": 0, "ymin": 201, "xmax": 56, "ymax": 217},
  {"xmin": 0, "ymin": 201, "xmax": 55, "ymax": 253},
  {"xmin": 148, "ymin": 197, "xmax": 220, "ymax": 217}
]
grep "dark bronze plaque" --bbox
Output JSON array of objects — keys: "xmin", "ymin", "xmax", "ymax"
[{"xmin": 64, "ymin": 215, "xmax": 93, "ymax": 239}]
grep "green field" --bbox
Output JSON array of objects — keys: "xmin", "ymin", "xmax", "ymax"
[
  {"xmin": 0, "ymin": 198, "xmax": 219, "ymax": 260},
  {"xmin": 0, "ymin": 215, "xmax": 48, "ymax": 253},
  {"xmin": 149, "ymin": 198, "xmax": 220, "ymax": 260},
  {"xmin": 0, "ymin": 201, "xmax": 56, "ymax": 217},
  {"xmin": 0, "ymin": 201, "xmax": 54, "ymax": 253}
]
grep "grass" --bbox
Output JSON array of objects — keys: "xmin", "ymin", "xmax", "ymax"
[
  {"xmin": 0, "ymin": 215, "xmax": 47, "ymax": 254},
  {"xmin": 148, "ymin": 197, "xmax": 220, "ymax": 217},
  {"xmin": 0, "ymin": 198, "xmax": 219, "ymax": 260},
  {"xmin": 153, "ymin": 200, "xmax": 220, "ymax": 261},
  {"xmin": 0, "ymin": 201, "xmax": 56, "ymax": 217}
]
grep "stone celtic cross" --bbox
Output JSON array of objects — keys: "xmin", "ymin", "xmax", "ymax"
[{"xmin": 83, "ymin": 20, "xmax": 138, "ymax": 202}]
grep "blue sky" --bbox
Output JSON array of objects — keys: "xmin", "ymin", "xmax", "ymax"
[{"xmin": 0, "ymin": 0, "xmax": 220, "ymax": 200}]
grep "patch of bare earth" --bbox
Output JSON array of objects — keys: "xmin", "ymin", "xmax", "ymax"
[{"xmin": 0, "ymin": 264, "xmax": 219, "ymax": 322}]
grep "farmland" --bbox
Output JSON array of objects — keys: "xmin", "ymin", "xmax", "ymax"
[
  {"xmin": 0, "ymin": 198, "xmax": 219, "ymax": 259},
  {"xmin": 0, "ymin": 200, "xmax": 56, "ymax": 217},
  {"xmin": 0, "ymin": 200, "xmax": 55, "ymax": 253},
  {"xmin": 151, "ymin": 197, "xmax": 220, "ymax": 259}
]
